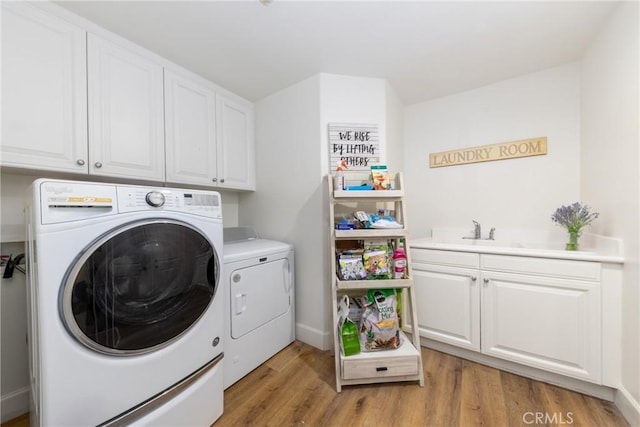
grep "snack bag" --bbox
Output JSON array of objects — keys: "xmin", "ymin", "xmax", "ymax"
[
  {"xmin": 359, "ymin": 289, "xmax": 400, "ymax": 351},
  {"xmin": 363, "ymin": 240, "xmax": 391, "ymax": 279},
  {"xmin": 363, "ymin": 249, "xmax": 390, "ymax": 279},
  {"xmin": 337, "ymin": 253, "xmax": 366, "ymax": 280},
  {"xmin": 371, "ymin": 165, "xmax": 390, "ymax": 190}
]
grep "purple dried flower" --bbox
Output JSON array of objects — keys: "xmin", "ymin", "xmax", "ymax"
[{"xmin": 551, "ymin": 202, "xmax": 599, "ymax": 235}]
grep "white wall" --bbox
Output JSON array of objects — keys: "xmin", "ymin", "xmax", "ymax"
[
  {"xmin": 402, "ymin": 9, "xmax": 639, "ymax": 422},
  {"xmin": 385, "ymin": 81, "xmax": 405, "ymax": 174},
  {"xmin": 580, "ymin": 1, "xmax": 640, "ymax": 423},
  {"xmin": 404, "ymin": 63, "xmax": 581, "ymax": 239},
  {"xmin": 240, "ymin": 75, "xmax": 325, "ymax": 347},
  {"xmin": 0, "ymin": 242, "xmax": 29, "ymax": 422},
  {"xmin": 243, "ymin": 74, "xmax": 395, "ymax": 350},
  {"xmin": 0, "ymin": 174, "xmax": 35, "ymax": 421},
  {"xmin": 319, "ymin": 74, "xmax": 388, "ymax": 175}
]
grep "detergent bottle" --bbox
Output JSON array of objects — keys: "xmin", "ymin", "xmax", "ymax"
[
  {"xmin": 392, "ymin": 248, "xmax": 407, "ymax": 279},
  {"xmin": 334, "ymin": 160, "xmax": 347, "ymax": 191}
]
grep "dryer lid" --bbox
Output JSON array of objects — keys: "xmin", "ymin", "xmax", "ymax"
[
  {"xmin": 224, "ymin": 239, "xmax": 293, "ymax": 263},
  {"xmin": 223, "ymin": 226, "xmax": 258, "ymax": 243},
  {"xmin": 223, "ymin": 227, "xmax": 292, "ymax": 263}
]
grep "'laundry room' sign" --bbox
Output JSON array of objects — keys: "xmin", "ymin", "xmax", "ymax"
[
  {"xmin": 429, "ymin": 137, "xmax": 547, "ymax": 168},
  {"xmin": 329, "ymin": 123, "xmax": 380, "ymax": 171}
]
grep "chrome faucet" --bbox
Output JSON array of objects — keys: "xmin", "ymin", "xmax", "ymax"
[
  {"xmin": 472, "ymin": 220, "xmax": 481, "ymax": 239},
  {"xmin": 488, "ymin": 227, "xmax": 495, "ymax": 240},
  {"xmin": 463, "ymin": 220, "xmax": 482, "ymax": 239}
]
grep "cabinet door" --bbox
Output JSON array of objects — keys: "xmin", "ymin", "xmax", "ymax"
[
  {"xmin": 1, "ymin": 2, "xmax": 88, "ymax": 173},
  {"xmin": 481, "ymin": 272, "xmax": 601, "ymax": 383},
  {"xmin": 216, "ymin": 95, "xmax": 255, "ymax": 190},
  {"xmin": 164, "ymin": 69, "xmax": 217, "ymax": 186},
  {"xmin": 87, "ymin": 33, "xmax": 165, "ymax": 181},
  {"xmin": 413, "ymin": 265, "xmax": 480, "ymax": 351}
]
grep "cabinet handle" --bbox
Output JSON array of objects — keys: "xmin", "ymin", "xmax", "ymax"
[
  {"xmin": 470, "ymin": 276, "xmax": 477, "ymax": 281},
  {"xmin": 220, "ymin": 178, "xmax": 225, "ymax": 183},
  {"xmin": 94, "ymin": 162, "xmax": 103, "ymax": 168},
  {"xmin": 212, "ymin": 178, "xmax": 217, "ymax": 182},
  {"xmin": 483, "ymin": 278, "xmax": 490, "ymax": 286},
  {"xmin": 76, "ymin": 159, "xmax": 85, "ymax": 166}
]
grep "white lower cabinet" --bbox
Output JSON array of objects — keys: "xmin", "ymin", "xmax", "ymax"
[
  {"xmin": 413, "ymin": 249, "xmax": 603, "ymax": 384},
  {"xmin": 413, "ymin": 266, "xmax": 480, "ymax": 351},
  {"xmin": 481, "ymin": 270, "xmax": 601, "ymax": 383}
]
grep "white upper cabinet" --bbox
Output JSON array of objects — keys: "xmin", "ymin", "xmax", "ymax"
[
  {"xmin": 216, "ymin": 96, "xmax": 255, "ymax": 191},
  {"xmin": 87, "ymin": 33, "xmax": 165, "ymax": 181},
  {"xmin": 164, "ymin": 69, "xmax": 218, "ymax": 187},
  {"xmin": 1, "ymin": 2, "xmax": 88, "ymax": 173},
  {"xmin": 1, "ymin": 2, "xmax": 254, "ymax": 190}
]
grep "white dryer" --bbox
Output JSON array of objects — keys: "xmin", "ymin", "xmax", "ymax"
[
  {"xmin": 223, "ymin": 227, "xmax": 295, "ymax": 388},
  {"xmin": 25, "ymin": 179, "xmax": 224, "ymax": 426}
]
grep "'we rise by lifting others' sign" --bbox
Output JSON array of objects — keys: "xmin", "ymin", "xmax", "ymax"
[{"xmin": 329, "ymin": 123, "xmax": 380, "ymax": 171}]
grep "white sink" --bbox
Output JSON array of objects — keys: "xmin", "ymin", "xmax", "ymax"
[
  {"xmin": 436, "ymin": 238, "xmax": 524, "ymax": 248},
  {"xmin": 414, "ymin": 228, "xmax": 624, "ymax": 261}
]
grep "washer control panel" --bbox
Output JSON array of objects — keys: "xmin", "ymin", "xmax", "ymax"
[
  {"xmin": 37, "ymin": 180, "xmax": 223, "ymax": 224},
  {"xmin": 117, "ymin": 186, "xmax": 222, "ymax": 219}
]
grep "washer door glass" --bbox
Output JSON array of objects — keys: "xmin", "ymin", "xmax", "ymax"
[{"xmin": 60, "ymin": 220, "xmax": 218, "ymax": 356}]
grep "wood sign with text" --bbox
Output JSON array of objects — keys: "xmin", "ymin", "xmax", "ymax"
[
  {"xmin": 429, "ymin": 137, "xmax": 547, "ymax": 168},
  {"xmin": 329, "ymin": 123, "xmax": 379, "ymax": 171}
]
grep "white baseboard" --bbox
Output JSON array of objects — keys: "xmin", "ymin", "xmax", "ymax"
[
  {"xmin": 1, "ymin": 385, "xmax": 29, "ymax": 423},
  {"xmin": 615, "ymin": 385, "xmax": 640, "ymax": 427},
  {"xmin": 295, "ymin": 322, "xmax": 331, "ymax": 351}
]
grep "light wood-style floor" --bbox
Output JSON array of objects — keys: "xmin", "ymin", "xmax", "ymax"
[
  {"xmin": 218, "ymin": 341, "xmax": 629, "ymax": 427},
  {"xmin": 3, "ymin": 341, "xmax": 629, "ymax": 427}
]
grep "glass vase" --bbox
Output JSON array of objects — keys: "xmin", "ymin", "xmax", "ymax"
[{"xmin": 566, "ymin": 230, "xmax": 579, "ymax": 251}]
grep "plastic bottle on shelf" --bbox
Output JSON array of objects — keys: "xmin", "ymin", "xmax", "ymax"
[
  {"xmin": 334, "ymin": 160, "xmax": 348, "ymax": 191},
  {"xmin": 392, "ymin": 248, "xmax": 407, "ymax": 279},
  {"xmin": 341, "ymin": 318, "xmax": 361, "ymax": 356}
]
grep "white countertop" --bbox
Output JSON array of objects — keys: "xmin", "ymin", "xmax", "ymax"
[{"xmin": 410, "ymin": 228, "xmax": 624, "ymax": 264}]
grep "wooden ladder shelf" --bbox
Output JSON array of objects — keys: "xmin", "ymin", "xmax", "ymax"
[{"xmin": 328, "ymin": 172, "xmax": 425, "ymax": 391}]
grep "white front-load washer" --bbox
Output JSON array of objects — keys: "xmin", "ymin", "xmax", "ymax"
[
  {"xmin": 223, "ymin": 227, "xmax": 295, "ymax": 389},
  {"xmin": 25, "ymin": 179, "xmax": 224, "ymax": 426}
]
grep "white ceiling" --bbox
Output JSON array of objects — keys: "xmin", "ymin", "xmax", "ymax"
[{"xmin": 54, "ymin": 1, "xmax": 619, "ymax": 105}]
